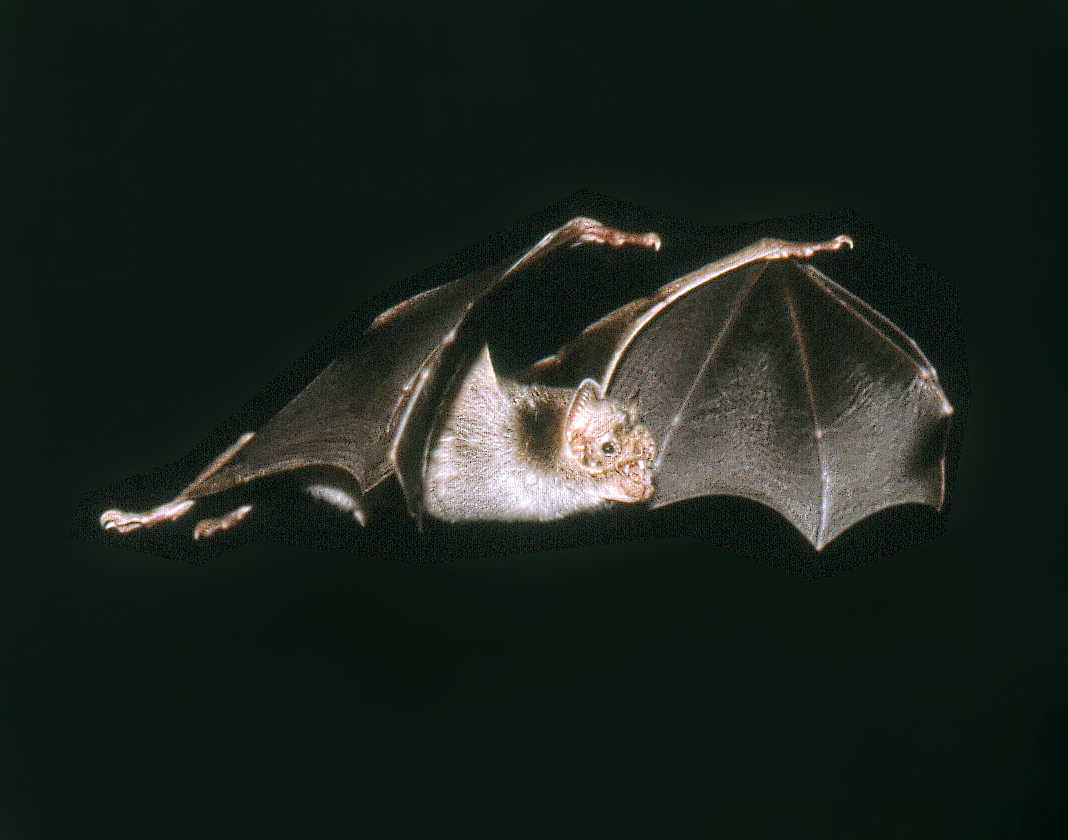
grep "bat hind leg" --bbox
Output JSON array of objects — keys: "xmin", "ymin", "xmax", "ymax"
[
  {"xmin": 306, "ymin": 482, "xmax": 368, "ymax": 526},
  {"xmin": 99, "ymin": 432, "xmax": 257, "ymax": 535},
  {"xmin": 194, "ymin": 504, "xmax": 254, "ymax": 540}
]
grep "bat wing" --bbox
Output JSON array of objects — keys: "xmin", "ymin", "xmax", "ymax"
[
  {"xmin": 181, "ymin": 267, "xmax": 509, "ymax": 507},
  {"xmin": 101, "ymin": 217, "xmax": 660, "ymax": 535},
  {"xmin": 529, "ymin": 236, "xmax": 953, "ymax": 550}
]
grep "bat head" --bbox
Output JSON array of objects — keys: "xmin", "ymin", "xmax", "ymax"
[{"xmin": 563, "ymin": 379, "xmax": 655, "ymax": 505}]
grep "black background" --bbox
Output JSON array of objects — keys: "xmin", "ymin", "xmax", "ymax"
[{"xmin": 6, "ymin": 0, "xmax": 1064, "ymax": 836}]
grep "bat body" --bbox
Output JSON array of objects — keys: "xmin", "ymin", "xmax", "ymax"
[
  {"xmin": 99, "ymin": 216, "xmax": 953, "ymax": 551},
  {"xmin": 424, "ymin": 349, "xmax": 655, "ymax": 524}
]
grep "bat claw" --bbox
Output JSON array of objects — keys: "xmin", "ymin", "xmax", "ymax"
[
  {"xmin": 100, "ymin": 498, "xmax": 195, "ymax": 533},
  {"xmin": 569, "ymin": 218, "xmax": 662, "ymax": 252},
  {"xmin": 766, "ymin": 234, "xmax": 854, "ymax": 260}
]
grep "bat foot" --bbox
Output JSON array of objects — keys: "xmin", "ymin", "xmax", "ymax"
[
  {"xmin": 193, "ymin": 504, "xmax": 253, "ymax": 539},
  {"xmin": 100, "ymin": 498, "xmax": 196, "ymax": 533}
]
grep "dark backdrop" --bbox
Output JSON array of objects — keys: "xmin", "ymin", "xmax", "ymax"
[{"xmin": 5, "ymin": 1, "xmax": 1062, "ymax": 836}]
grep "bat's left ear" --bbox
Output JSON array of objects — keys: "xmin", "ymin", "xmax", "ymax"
[
  {"xmin": 454, "ymin": 344, "xmax": 505, "ymax": 405},
  {"xmin": 564, "ymin": 379, "xmax": 607, "ymax": 440},
  {"xmin": 471, "ymin": 344, "xmax": 500, "ymax": 385}
]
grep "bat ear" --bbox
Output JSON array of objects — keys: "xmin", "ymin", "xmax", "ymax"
[
  {"xmin": 467, "ymin": 344, "xmax": 503, "ymax": 395},
  {"xmin": 564, "ymin": 379, "xmax": 606, "ymax": 438}
]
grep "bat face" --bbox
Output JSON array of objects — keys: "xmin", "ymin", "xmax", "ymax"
[{"xmin": 77, "ymin": 195, "xmax": 965, "ymax": 578}]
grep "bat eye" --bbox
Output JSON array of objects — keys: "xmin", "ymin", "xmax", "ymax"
[{"xmin": 601, "ymin": 442, "xmax": 616, "ymax": 456}]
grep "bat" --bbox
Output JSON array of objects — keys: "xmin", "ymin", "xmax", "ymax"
[{"xmin": 97, "ymin": 214, "xmax": 954, "ymax": 553}]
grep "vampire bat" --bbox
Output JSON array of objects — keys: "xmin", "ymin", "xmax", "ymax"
[{"xmin": 96, "ymin": 214, "xmax": 954, "ymax": 553}]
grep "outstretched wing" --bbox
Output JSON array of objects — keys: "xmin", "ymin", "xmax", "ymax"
[
  {"xmin": 180, "ymin": 266, "xmax": 514, "ymax": 507},
  {"xmin": 100, "ymin": 217, "xmax": 660, "ymax": 535},
  {"xmin": 529, "ymin": 237, "xmax": 953, "ymax": 549}
]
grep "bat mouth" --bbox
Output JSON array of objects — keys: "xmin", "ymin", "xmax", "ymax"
[
  {"xmin": 616, "ymin": 424, "xmax": 657, "ymax": 502},
  {"xmin": 605, "ymin": 426, "xmax": 655, "ymax": 503},
  {"xmin": 619, "ymin": 456, "xmax": 655, "ymax": 502}
]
